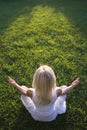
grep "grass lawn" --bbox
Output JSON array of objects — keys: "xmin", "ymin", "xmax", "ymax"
[{"xmin": 0, "ymin": 0, "xmax": 87, "ymax": 129}]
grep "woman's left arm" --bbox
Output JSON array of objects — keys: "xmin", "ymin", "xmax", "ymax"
[{"xmin": 8, "ymin": 76, "xmax": 32, "ymax": 97}]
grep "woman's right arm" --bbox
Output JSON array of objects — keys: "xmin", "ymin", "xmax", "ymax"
[{"xmin": 61, "ymin": 77, "xmax": 80, "ymax": 95}]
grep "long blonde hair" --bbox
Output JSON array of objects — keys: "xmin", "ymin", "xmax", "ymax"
[{"xmin": 32, "ymin": 65, "xmax": 56, "ymax": 105}]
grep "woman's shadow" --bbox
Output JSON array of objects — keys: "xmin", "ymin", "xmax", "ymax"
[{"xmin": 12, "ymin": 102, "xmax": 70, "ymax": 130}]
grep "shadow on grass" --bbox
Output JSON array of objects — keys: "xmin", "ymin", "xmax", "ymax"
[
  {"xmin": 0, "ymin": 0, "xmax": 38, "ymax": 35},
  {"xmin": 11, "ymin": 105, "xmax": 86, "ymax": 130},
  {"xmin": 0, "ymin": 0, "xmax": 87, "ymax": 38},
  {"xmin": 45, "ymin": 0, "xmax": 87, "ymax": 39},
  {"xmin": 11, "ymin": 105, "xmax": 69, "ymax": 130}
]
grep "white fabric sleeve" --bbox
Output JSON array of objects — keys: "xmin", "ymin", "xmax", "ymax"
[
  {"xmin": 54, "ymin": 95, "xmax": 67, "ymax": 114},
  {"xmin": 21, "ymin": 95, "xmax": 36, "ymax": 114}
]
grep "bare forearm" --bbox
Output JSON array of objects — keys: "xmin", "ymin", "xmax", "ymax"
[
  {"xmin": 61, "ymin": 78, "xmax": 80, "ymax": 95},
  {"xmin": 8, "ymin": 76, "xmax": 28, "ymax": 95},
  {"xmin": 8, "ymin": 76, "xmax": 33, "ymax": 97},
  {"xmin": 13, "ymin": 83, "xmax": 27, "ymax": 95},
  {"xmin": 62, "ymin": 85, "xmax": 74, "ymax": 94}
]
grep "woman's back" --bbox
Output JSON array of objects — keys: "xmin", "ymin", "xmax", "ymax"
[
  {"xmin": 21, "ymin": 87, "xmax": 66, "ymax": 122},
  {"xmin": 32, "ymin": 65, "xmax": 56, "ymax": 105}
]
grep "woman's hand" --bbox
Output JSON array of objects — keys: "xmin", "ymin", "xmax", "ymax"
[
  {"xmin": 71, "ymin": 77, "xmax": 80, "ymax": 87},
  {"xmin": 8, "ymin": 76, "xmax": 17, "ymax": 86}
]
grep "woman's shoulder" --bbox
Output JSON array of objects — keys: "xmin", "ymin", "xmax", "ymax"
[
  {"xmin": 29, "ymin": 88, "xmax": 35, "ymax": 91},
  {"xmin": 55, "ymin": 85, "xmax": 68, "ymax": 96},
  {"xmin": 55, "ymin": 87, "xmax": 62, "ymax": 96},
  {"xmin": 27, "ymin": 88, "xmax": 35, "ymax": 98}
]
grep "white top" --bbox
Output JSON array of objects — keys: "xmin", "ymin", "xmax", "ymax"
[{"xmin": 21, "ymin": 88, "xmax": 66, "ymax": 122}]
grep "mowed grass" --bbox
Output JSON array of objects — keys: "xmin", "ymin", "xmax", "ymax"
[{"xmin": 0, "ymin": 0, "xmax": 87, "ymax": 130}]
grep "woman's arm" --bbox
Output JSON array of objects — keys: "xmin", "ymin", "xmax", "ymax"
[
  {"xmin": 61, "ymin": 77, "xmax": 80, "ymax": 95},
  {"xmin": 8, "ymin": 76, "xmax": 32, "ymax": 97}
]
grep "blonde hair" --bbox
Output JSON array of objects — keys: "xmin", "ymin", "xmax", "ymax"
[{"xmin": 32, "ymin": 65, "xmax": 56, "ymax": 105}]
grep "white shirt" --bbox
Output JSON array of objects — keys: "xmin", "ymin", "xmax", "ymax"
[{"xmin": 21, "ymin": 88, "xmax": 66, "ymax": 122}]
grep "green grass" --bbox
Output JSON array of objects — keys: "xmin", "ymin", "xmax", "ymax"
[{"xmin": 0, "ymin": 0, "xmax": 87, "ymax": 129}]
